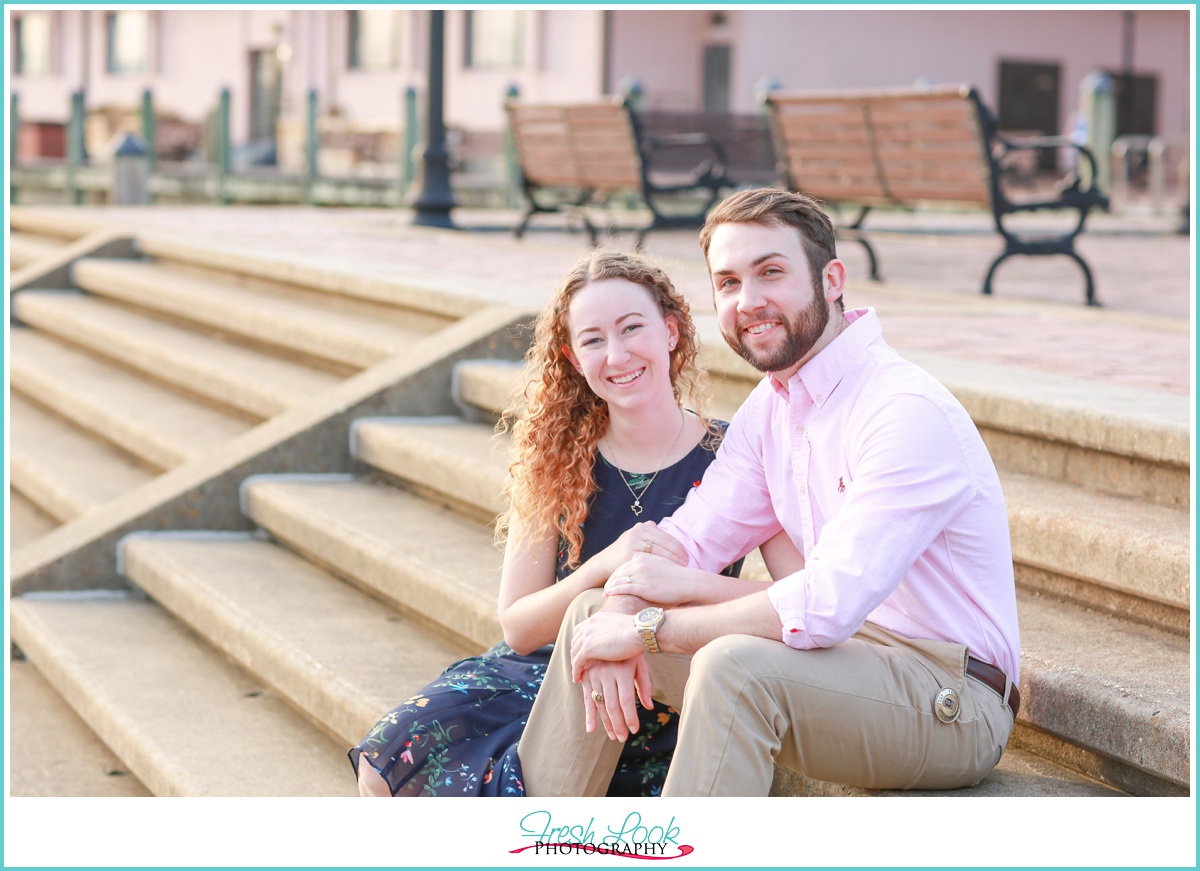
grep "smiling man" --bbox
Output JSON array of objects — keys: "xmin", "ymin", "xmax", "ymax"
[{"xmin": 519, "ymin": 188, "xmax": 1021, "ymax": 797}]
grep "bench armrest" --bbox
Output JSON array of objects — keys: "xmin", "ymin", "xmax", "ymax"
[{"xmin": 992, "ymin": 134, "xmax": 1104, "ymax": 193}]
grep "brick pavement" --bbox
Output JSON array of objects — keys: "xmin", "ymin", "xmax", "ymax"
[{"xmin": 10, "ymin": 204, "xmax": 1192, "ymax": 397}]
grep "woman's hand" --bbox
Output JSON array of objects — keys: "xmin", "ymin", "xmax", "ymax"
[
  {"xmin": 604, "ymin": 554, "xmax": 704, "ymax": 606},
  {"xmin": 588, "ymin": 521, "xmax": 688, "ymax": 586}
]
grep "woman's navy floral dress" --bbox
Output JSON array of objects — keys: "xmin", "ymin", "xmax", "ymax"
[{"xmin": 349, "ymin": 425, "xmax": 740, "ymax": 796}]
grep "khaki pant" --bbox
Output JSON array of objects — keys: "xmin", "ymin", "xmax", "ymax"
[{"xmin": 519, "ymin": 589, "xmax": 1014, "ymax": 796}]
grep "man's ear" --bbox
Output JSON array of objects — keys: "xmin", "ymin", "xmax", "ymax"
[{"xmin": 823, "ymin": 259, "xmax": 847, "ymax": 304}]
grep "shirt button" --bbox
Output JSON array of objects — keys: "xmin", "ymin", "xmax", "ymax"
[
  {"xmin": 800, "ymin": 486, "xmax": 807, "ymax": 496},
  {"xmin": 815, "ymin": 394, "xmax": 824, "ymax": 404},
  {"xmin": 795, "ymin": 425, "xmax": 805, "ymax": 434}
]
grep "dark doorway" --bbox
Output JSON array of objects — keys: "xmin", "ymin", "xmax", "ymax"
[
  {"xmin": 998, "ymin": 60, "xmax": 1061, "ymax": 171},
  {"xmin": 703, "ymin": 44, "xmax": 731, "ymax": 112},
  {"xmin": 249, "ymin": 49, "xmax": 283, "ymax": 163},
  {"xmin": 1105, "ymin": 70, "xmax": 1158, "ymax": 136}
]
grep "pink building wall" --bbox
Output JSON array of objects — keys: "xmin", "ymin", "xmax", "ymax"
[
  {"xmin": 9, "ymin": 8, "xmax": 1191, "ymax": 151},
  {"xmin": 611, "ymin": 9, "xmax": 1190, "ymax": 138}
]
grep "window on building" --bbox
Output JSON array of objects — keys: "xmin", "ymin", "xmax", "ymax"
[
  {"xmin": 348, "ymin": 9, "xmax": 403, "ymax": 70},
  {"xmin": 465, "ymin": 10, "xmax": 526, "ymax": 69},
  {"xmin": 15, "ymin": 12, "xmax": 53, "ymax": 76},
  {"xmin": 107, "ymin": 10, "xmax": 149, "ymax": 74}
]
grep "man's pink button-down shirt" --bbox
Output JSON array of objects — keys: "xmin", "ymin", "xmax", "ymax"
[{"xmin": 660, "ymin": 307, "xmax": 1020, "ymax": 684}]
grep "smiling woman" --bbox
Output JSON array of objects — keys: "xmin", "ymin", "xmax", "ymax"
[{"xmin": 348, "ymin": 250, "xmax": 742, "ymax": 797}]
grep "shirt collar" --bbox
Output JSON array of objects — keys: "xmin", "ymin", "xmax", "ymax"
[{"xmin": 768, "ymin": 307, "xmax": 880, "ymax": 404}]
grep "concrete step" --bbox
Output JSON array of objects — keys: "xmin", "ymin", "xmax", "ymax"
[
  {"xmin": 454, "ymin": 360, "xmax": 1188, "ymax": 627},
  {"xmin": 8, "ymin": 657, "xmax": 152, "ymax": 796},
  {"xmin": 9, "ymin": 328, "xmax": 252, "ymax": 469},
  {"xmin": 241, "ymin": 475, "xmax": 503, "ymax": 650},
  {"xmin": 1016, "ymin": 591, "xmax": 1190, "ymax": 795},
  {"xmin": 352, "ymin": 414, "xmax": 773, "ymax": 583},
  {"xmin": 453, "ymin": 359, "xmax": 526, "ymax": 421},
  {"xmin": 10, "ymin": 232, "xmax": 69, "ymax": 271},
  {"xmin": 10, "ymin": 593, "xmax": 354, "ymax": 796},
  {"xmin": 9, "ymin": 488, "xmax": 61, "ymax": 550},
  {"xmin": 695, "ymin": 323, "xmax": 1190, "ymax": 508},
  {"xmin": 352, "ymin": 417, "xmax": 509, "ymax": 523},
  {"xmin": 771, "ymin": 743, "xmax": 1122, "ymax": 796},
  {"xmin": 13, "ymin": 291, "xmax": 342, "ymax": 419},
  {"xmin": 135, "ymin": 231, "xmax": 481, "ymax": 321},
  {"xmin": 10, "ymin": 391, "xmax": 157, "ymax": 522},
  {"xmin": 72, "ymin": 258, "xmax": 433, "ymax": 370},
  {"xmin": 118, "ymin": 533, "xmax": 472, "ymax": 748},
  {"xmin": 118, "ymin": 534, "xmax": 1122, "ymax": 799},
  {"xmin": 1006, "ymin": 473, "xmax": 1190, "ymax": 634}
]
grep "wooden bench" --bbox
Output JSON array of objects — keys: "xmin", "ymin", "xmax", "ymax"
[
  {"xmin": 764, "ymin": 85, "xmax": 1110, "ymax": 305},
  {"xmin": 505, "ymin": 98, "xmax": 732, "ymax": 248}
]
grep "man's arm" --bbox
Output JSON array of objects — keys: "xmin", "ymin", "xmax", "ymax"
[
  {"xmin": 571, "ymin": 591, "xmax": 781, "ymax": 682},
  {"xmin": 658, "ymin": 387, "xmax": 783, "ymax": 572}
]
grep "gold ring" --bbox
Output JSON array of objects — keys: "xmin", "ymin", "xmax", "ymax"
[
  {"xmin": 591, "ymin": 690, "xmax": 605, "ymax": 705},
  {"xmin": 643, "ymin": 540, "xmax": 653, "ymax": 553}
]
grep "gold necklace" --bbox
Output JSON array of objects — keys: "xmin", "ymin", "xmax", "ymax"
[{"xmin": 605, "ymin": 409, "xmax": 685, "ymax": 516}]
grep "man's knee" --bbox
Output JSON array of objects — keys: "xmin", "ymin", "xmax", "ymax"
[
  {"xmin": 688, "ymin": 634, "xmax": 764, "ymax": 687},
  {"xmin": 564, "ymin": 587, "xmax": 605, "ymax": 625}
]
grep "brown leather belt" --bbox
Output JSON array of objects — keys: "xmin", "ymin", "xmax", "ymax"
[{"xmin": 967, "ymin": 655, "xmax": 1020, "ymax": 718}]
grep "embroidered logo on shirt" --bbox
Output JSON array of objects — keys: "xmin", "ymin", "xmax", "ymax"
[{"xmin": 838, "ymin": 477, "xmax": 845, "ymax": 493}]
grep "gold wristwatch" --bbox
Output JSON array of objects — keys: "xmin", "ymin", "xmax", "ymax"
[{"xmin": 634, "ymin": 607, "xmax": 665, "ymax": 654}]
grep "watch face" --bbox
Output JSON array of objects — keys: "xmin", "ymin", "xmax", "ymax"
[{"xmin": 637, "ymin": 607, "xmax": 662, "ymax": 625}]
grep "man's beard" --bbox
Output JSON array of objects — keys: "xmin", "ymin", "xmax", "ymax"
[{"xmin": 723, "ymin": 284, "xmax": 830, "ymax": 373}]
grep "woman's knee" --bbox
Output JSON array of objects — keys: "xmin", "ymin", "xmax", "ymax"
[{"xmin": 356, "ymin": 753, "xmax": 392, "ymax": 797}]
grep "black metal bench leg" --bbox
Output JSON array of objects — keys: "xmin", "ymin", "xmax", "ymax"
[
  {"xmin": 981, "ymin": 248, "xmax": 1013, "ymax": 296},
  {"xmin": 514, "ymin": 208, "xmax": 536, "ymax": 240},
  {"xmin": 1065, "ymin": 249, "xmax": 1101, "ymax": 306},
  {"xmin": 859, "ymin": 237, "xmax": 882, "ymax": 282}
]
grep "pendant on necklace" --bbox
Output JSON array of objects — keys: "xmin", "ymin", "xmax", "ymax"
[{"xmin": 631, "ymin": 500, "xmax": 643, "ymax": 516}]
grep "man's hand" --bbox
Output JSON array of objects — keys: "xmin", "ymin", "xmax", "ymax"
[
  {"xmin": 578, "ymin": 657, "xmax": 653, "ymax": 742},
  {"xmin": 570, "ymin": 610, "xmax": 646, "ymax": 681}
]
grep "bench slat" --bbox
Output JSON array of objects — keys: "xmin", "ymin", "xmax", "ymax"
[
  {"xmin": 876, "ymin": 143, "xmax": 987, "ymax": 163},
  {"xmin": 873, "ymin": 125, "xmax": 981, "ymax": 145}
]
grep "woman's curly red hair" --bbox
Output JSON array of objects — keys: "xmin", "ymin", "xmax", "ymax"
[{"xmin": 497, "ymin": 251, "xmax": 713, "ymax": 568}]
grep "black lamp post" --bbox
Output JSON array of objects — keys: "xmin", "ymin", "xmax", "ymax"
[{"xmin": 412, "ymin": 10, "xmax": 457, "ymax": 228}]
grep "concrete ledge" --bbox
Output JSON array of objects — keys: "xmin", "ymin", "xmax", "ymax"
[
  {"xmin": 353, "ymin": 418, "xmax": 509, "ymax": 522},
  {"xmin": 10, "ymin": 206, "xmax": 111, "ymax": 240},
  {"xmin": 10, "ymin": 595, "xmax": 353, "ymax": 796},
  {"xmin": 9, "ymin": 229, "xmax": 138, "ymax": 301},
  {"xmin": 9, "ymin": 233, "xmax": 70, "ymax": 271},
  {"xmin": 8, "ymin": 657, "xmax": 152, "ymax": 797},
  {"xmin": 135, "ymin": 231, "xmax": 486, "ymax": 322},
  {"xmin": 1005, "ymin": 473, "xmax": 1191, "ymax": 613},
  {"xmin": 72, "ymin": 258, "xmax": 430, "ymax": 371},
  {"xmin": 1018, "ymin": 592, "xmax": 1190, "ymax": 791},
  {"xmin": 11, "ymin": 304, "xmax": 532, "ymax": 594},
  {"xmin": 695, "ymin": 321, "xmax": 1190, "ymax": 473},
  {"xmin": 119, "ymin": 535, "xmax": 470, "ymax": 748},
  {"xmin": 769, "ymin": 744, "xmax": 1122, "ymax": 796},
  {"xmin": 14, "ymin": 291, "xmax": 342, "ymax": 419},
  {"xmin": 243, "ymin": 477, "xmax": 504, "ymax": 651}
]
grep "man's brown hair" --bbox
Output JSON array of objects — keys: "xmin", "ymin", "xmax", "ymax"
[{"xmin": 699, "ymin": 188, "xmax": 840, "ymax": 306}]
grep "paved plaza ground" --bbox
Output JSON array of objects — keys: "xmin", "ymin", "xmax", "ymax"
[{"xmin": 19, "ymin": 202, "xmax": 1193, "ymax": 398}]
